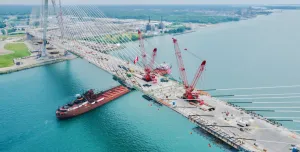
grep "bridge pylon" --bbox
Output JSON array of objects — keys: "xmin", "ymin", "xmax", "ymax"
[{"xmin": 42, "ymin": 0, "xmax": 48, "ymax": 57}]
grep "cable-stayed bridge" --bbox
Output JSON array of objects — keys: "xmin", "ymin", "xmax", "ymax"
[{"xmin": 25, "ymin": 1, "xmax": 300, "ymax": 151}]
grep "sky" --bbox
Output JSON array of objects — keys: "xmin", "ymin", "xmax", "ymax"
[{"xmin": 0, "ymin": 0, "xmax": 300, "ymax": 5}]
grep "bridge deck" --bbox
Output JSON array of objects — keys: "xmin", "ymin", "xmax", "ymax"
[{"xmin": 28, "ymin": 30, "xmax": 300, "ymax": 152}]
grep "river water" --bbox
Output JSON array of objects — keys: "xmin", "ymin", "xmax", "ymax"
[{"xmin": 1, "ymin": 10, "xmax": 300, "ymax": 152}]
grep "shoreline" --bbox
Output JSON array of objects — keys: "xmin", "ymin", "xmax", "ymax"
[
  {"xmin": 0, "ymin": 38, "xmax": 77, "ymax": 75},
  {"xmin": 163, "ymin": 10, "xmax": 286, "ymax": 37},
  {"xmin": 0, "ymin": 56, "xmax": 76, "ymax": 75}
]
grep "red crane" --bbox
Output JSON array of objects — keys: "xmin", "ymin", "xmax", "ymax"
[
  {"xmin": 138, "ymin": 30, "xmax": 157, "ymax": 81},
  {"xmin": 172, "ymin": 38, "xmax": 206, "ymax": 100},
  {"xmin": 138, "ymin": 30, "xmax": 147, "ymax": 68},
  {"xmin": 149, "ymin": 48, "xmax": 157, "ymax": 71}
]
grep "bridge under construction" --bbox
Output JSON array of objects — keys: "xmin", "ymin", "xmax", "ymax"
[{"xmin": 25, "ymin": 1, "xmax": 300, "ymax": 152}]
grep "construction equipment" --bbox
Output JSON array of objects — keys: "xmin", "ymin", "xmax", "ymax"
[
  {"xmin": 172, "ymin": 38, "xmax": 206, "ymax": 100},
  {"xmin": 138, "ymin": 30, "xmax": 157, "ymax": 81}
]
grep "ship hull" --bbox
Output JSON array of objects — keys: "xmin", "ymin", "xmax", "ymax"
[
  {"xmin": 154, "ymin": 68, "xmax": 171, "ymax": 76},
  {"xmin": 56, "ymin": 85, "xmax": 130, "ymax": 119}
]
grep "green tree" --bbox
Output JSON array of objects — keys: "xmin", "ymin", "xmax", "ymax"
[
  {"xmin": 1, "ymin": 29, "xmax": 5, "ymax": 35},
  {"xmin": 131, "ymin": 34, "xmax": 139, "ymax": 41},
  {"xmin": 7, "ymin": 28, "xmax": 16, "ymax": 33},
  {"xmin": 0, "ymin": 22, "xmax": 6, "ymax": 28}
]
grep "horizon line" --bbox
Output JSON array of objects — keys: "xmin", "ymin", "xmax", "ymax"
[{"xmin": 0, "ymin": 4, "xmax": 300, "ymax": 6}]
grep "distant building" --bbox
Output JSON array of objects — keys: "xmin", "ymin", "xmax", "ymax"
[
  {"xmin": 145, "ymin": 16, "xmax": 152, "ymax": 31},
  {"xmin": 158, "ymin": 16, "xmax": 165, "ymax": 30}
]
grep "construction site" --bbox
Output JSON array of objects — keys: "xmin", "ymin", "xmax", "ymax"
[{"xmin": 23, "ymin": 1, "xmax": 300, "ymax": 152}]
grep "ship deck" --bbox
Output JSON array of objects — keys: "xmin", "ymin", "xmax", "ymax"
[{"xmin": 100, "ymin": 85, "xmax": 130, "ymax": 99}]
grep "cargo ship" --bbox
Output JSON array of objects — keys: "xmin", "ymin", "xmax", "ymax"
[
  {"xmin": 56, "ymin": 85, "xmax": 130, "ymax": 119},
  {"xmin": 153, "ymin": 62, "xmax": 171, "ymax": 76}
]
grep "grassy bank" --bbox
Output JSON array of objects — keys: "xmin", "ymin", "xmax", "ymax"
[{"xmin": 0, "ymin": 43, "xmax": 30, "ymax": 68}]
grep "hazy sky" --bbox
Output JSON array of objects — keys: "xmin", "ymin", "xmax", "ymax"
[{"xmin": 0, "ymin": 0, "xmax": 300, "ymax": 5}]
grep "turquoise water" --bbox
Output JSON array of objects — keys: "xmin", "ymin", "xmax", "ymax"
[
  {"xmin": 0, "ymin": 59, "xmax": 226, "ymax": 152},
  {"xmin": 1, "ymin": 10, "xmax": 300, "ymax": 152},
  {"xmin": 115, "ymin": 10, "xmax": 300, "ymax": 130},
  {"xmin": 142, "ymin": 10, "xmax": 300, "ymax": 130}
]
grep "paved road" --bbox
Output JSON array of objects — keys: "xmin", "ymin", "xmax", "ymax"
[{"xmin": 0, "ymin": 41, "xmax": 13, "ymax": 55}]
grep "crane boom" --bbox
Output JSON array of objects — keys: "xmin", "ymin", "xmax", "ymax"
[
  {"xmin": 172, "ymin": 38, "xmax": 189, "ymax": 88},
  {"xmin": 190, "ymin": 60, "xmax": 206, "ymax": 90},
  {"xmin": 172, "ymin": 38, "xmax": 207, "ymax": 100},
  {"xmin": 149, "ymin": 48, "xmax": 157, "ymax": 71},
  {"xmin": 138, "ymin": 30, "xmax": 147, "ymax": 68}
]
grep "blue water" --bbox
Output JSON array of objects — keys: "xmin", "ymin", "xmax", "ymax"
[
  {"xmin": 115, "ymin": 10, "xmax": 300, "ymax": 130},
  {"xmin": 1, "ymin": 10, "xmax": 300, "ymax": 152},
  {"xmin": 0, "ymin": 59, "xmax": 227, "ymax": 152}
]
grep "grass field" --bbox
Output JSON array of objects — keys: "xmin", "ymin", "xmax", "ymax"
[{"xmin": 0, "ymin": 43, "xmax": 30, "ymax": 68}]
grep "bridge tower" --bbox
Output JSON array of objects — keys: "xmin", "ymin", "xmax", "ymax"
[{"xmin": 42, "ymin": 0, "xmax": 48, "ymax": 57}]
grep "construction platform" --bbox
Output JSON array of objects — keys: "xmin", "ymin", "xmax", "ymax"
[{"xmin": 27, "ymin": 30, "xmax": 300, "ymax": 152}]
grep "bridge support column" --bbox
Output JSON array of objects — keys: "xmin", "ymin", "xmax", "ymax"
[
  {"xmin": 26, "ymin": 33, "xmax": 33, "ymax": 40},
  {"xmin": 42, "ymin": 0, "xmax": 48, "ymax": 57}
]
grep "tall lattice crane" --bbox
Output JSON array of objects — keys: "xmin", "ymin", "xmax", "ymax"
[
  {"xmin": 138, "ymin": 30, "xmax": 157, "ymax": 81},
  {"xmin": 172, "ymin": 38, "xmax": 206, "ymax": 100}
]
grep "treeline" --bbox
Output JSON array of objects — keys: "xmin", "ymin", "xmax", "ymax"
[
  {"xmin": 83, "ymin": 33, "xmax": 154, "ymax": 44},
  {"xmin": 95, "ymin": 5, "xmax": 243, "ymax": 24},
  {"xmin": 165, "ymin": 26, "xmax": 192, "ymax": 34},
  {"xmin": 0, "ymin": 5, "xmax": 31, "ymax": 28},
  {"xmin": 0, "ymin": 22, "xmax": 5, "ymax": 28},
  {"xmin": 1, "ymin": 29, "xmax": 5, "ymax": 35},
  {"xmin": 0, "ymin": 16, "xmax": 7, "ymax": 28},
  {"xmin": 0, "ymin": 28, "xmax": 17, "ymax": 35},
  {"xmin": 101, "ymin": 10, "xmax": 240, "ymax": 24},
  {"xmin": 265, "ymin": 6, "xmax": 300, "ymax": 10}
]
